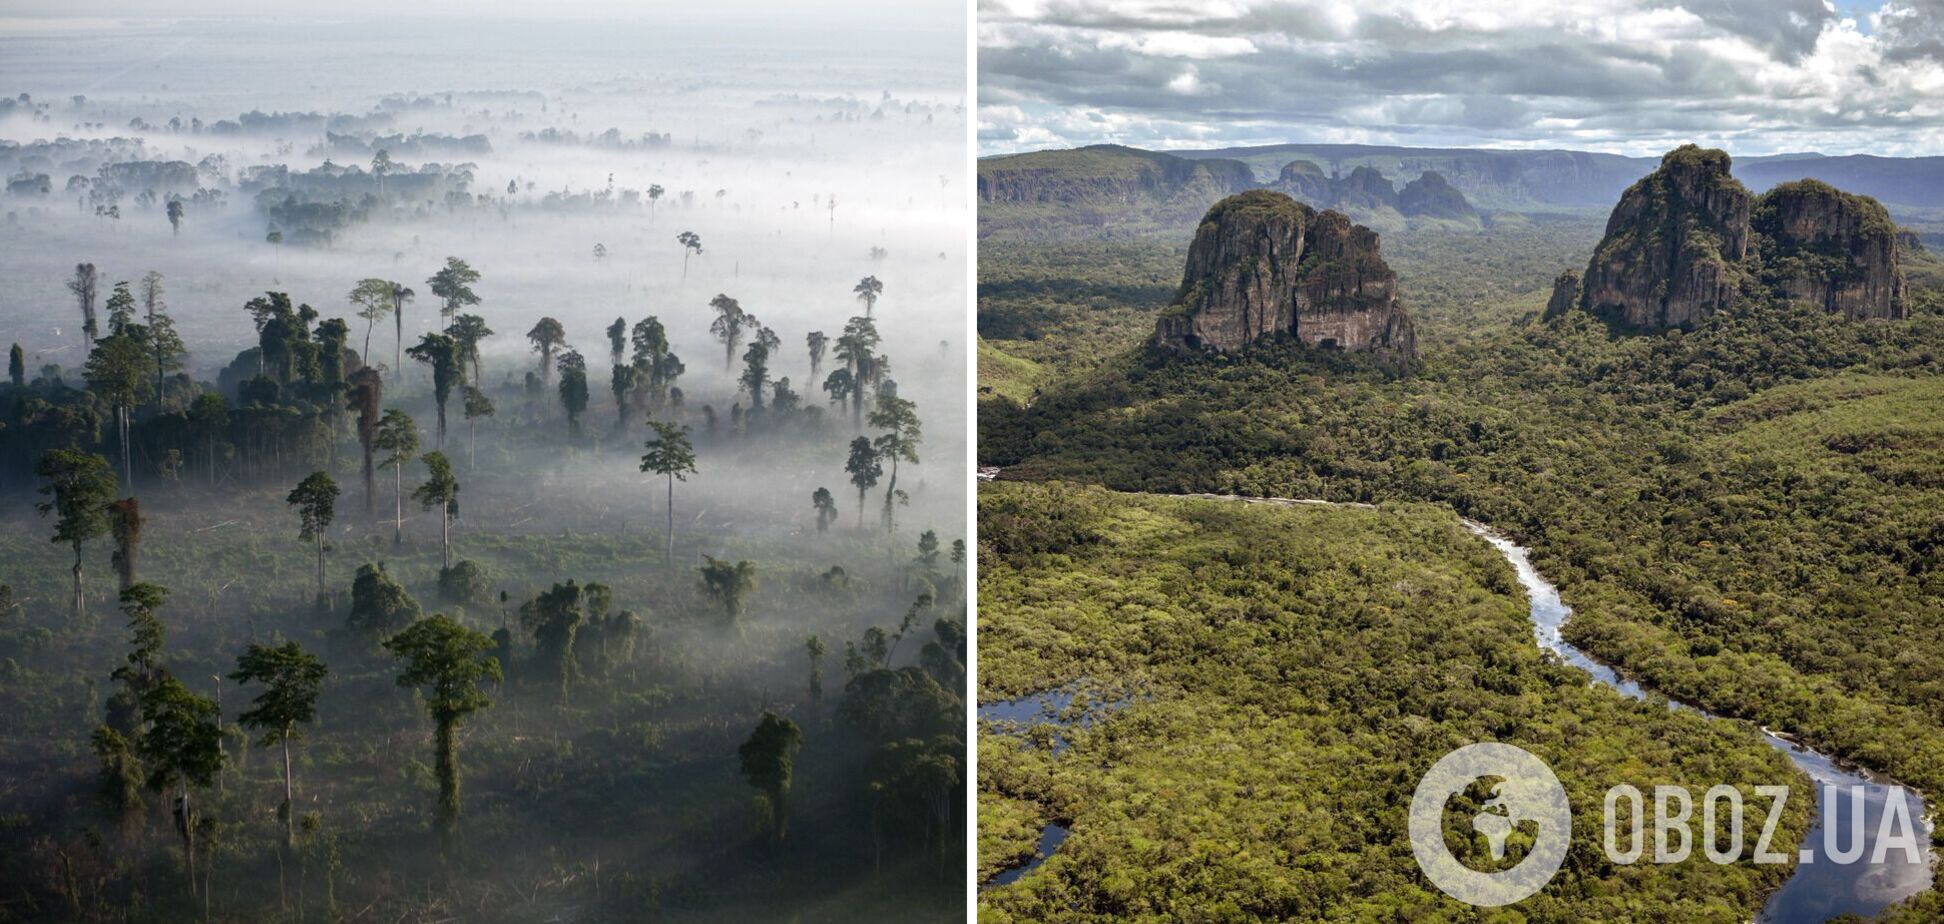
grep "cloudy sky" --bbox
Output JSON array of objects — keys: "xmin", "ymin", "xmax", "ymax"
[{"xmin": 979, "ymin": 0, "xmax": 1944, "ymax": 156}]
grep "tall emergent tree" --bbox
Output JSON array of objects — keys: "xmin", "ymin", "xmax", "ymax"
[
  {"xmin": 447, "ymin": 313, "xmax": 493, "ymax": 387},
  {"xmin": 85, "ymin": 327, "xmax": 154, "ymax": 489},
  {"xmin": 844, "ymin": 437, "xmax": 881, "ymax": 532},
  {"xmin": 853, "ymin": 275, "xmax": 883, "ymax": 318},
  {"xmin": 526, "ymin": 317, "xmax": 565, "ymax": 390},
  {"xmin": 388, "ymin": 281, "xmax": 415, "ymax": 381},
  {"xmin": 230, "ymin": 642, "xmax": 328, "ymax": 847},
  {"xmin": 556, "ymin": 348, "xmax": 589, "ymax": 438},
  {"xmin": 384, "ymin": 615, "xmax": 500, "ymax": 842},
  {"xmin": 138, "ymin": 271, "xmax": 185, "ymax": 415},
  {"xmin": 811, "ymin": 487, "xmax": 838, "ymax": 534},
  {"xmin": 68, "ymin": 261, "xmax": 99, "ymax": 346},
  {"xmin": 869, "ymin": 394, "xmax": 922, "ymax": 534},
  {"xmin": 738, "ymin": 712, "xmax": 803, "ymax": 843},
  {"xmin": 406, "ymin": 332, "xmax": 459, "ymax": 450},
  {"xmin": 462, "ymin": 385, "xmax": 494, "ymax": 469},
  {"xmin": 139, "ymin": 675, "xmax": 224, "ymax": 895},
  {"xmin": 347, "ymin": 278, "xmax": 396, "ymax": 373},
  {"xmin": 287, "ymin": 472, "xmax": 340, "ymax": 601},
  {"xmin": 165, "ymin": 198, "xmax": 185, "ymax": 235},
  {"xmin": 698, "ymin": 557, "xmax": 758, "ymax": 630},
  {"xmin": 805, "ymin": 330, "xmax": 828, "ymax": 381},
  {"xmin": 348, "ymin": 368, "xmax": 383, "ymax": 515},
  {"xmin": 677, "ymin": 230, "xmax": 702, "ymax": 279},
  {"xmin": 374, "ymin": 409, "xmax": 419, "ymax": 548},
  {"xmin": 414, "ymin": 451, "xmax": 460, "ymax": 571},
  {"xmin": 426, "ymin": 256, "xmax": 481, "ymax": 329},
  {"xmin": 36, "ymin": 448, "xmax": 117, "ymax": 621},
  {"xmin": 640, "ymin": 421, "xmax": 697, "ymax": 564},
  {"xmin": 708, "ymin": 294, "xmax": 750, "ymax": 370}
]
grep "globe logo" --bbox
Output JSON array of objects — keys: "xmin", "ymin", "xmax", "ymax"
[{"xmin": 1410, "ymin": 743, "xmax": 1571, "ymax": 906}]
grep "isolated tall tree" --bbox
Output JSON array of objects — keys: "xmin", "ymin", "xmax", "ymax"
[
  {"xmin": 853, "ymin": 275, "xmax": 883, "ymax": 318},
  {"xmin": 806, "ymin": 330, "xmax": 828, "ymax": 381},
  {"xmin": 414, "ymin": 451, "xmax": 461, "ymax": 571},
  {"xmin": 709, "ymin": 294, "xmax": 751, "ymax": 369},
  {"xmin": 647, "ymin": 184, "xmax": 664, "ymax": 220},
  {"xmin": 448, "ymin": 313, "xmax": 493, "ymax": 387},
  {"xmin": 640, "ymin": 421, "xmax": 697, "ymax": 564},
  {"xmin": 427, "ymin": 256, "xmax": 481, "ymax": 329},
  {"xmin": 406, "ymin": 333, "xmax": 459, "ymax": 450},
  {"xmin": 556, "ymin": 349, "xmax": 590, "ymax": 437},
  {"xmin": 869, "ymin": 394, "xmax": 922, "ymax": 533},
  {"xmin": 677, "ymin": 231, "xmax": 702, "ymax": 279},
  {"xmin": 287, "ymin": 472, "xmax": 339, "ymax": 601},
  {"xmin": 388, "ymin": 282, "xmax": 415, "ymax": 381},
  {"xmin": 348, "ymin": 368, "xmax": 383, "ymax": 515},
  {"xmin": 606, "ymin": 316, "xmax": 627, "ymax": 367},
  {"xmin": 8, "ymin": 343, "xmax": 23, "ymax": 387},
  {"xmin": 375, "ymin": 409, "xmax": 419, "ymax": 548},
  {"xmin": 165, "ymin": 198, "xmax": 184, "ymax": 236},
  {"xmin": 740, "ymin": 339, "xmax": 770, "ymax": 409},
  {"xmin": 139, "ymin": 272, "xmax": 184, "ymax": 412},
  {"xmin": 384, "ymin": 615, "xmax": 500, "ymax": 842},
  {"xmin": 36, "ymin": 448, "xmax": 116, "ymax": 621},
  {"xmin": 84, "ymin": 330, "xmax": 153, "ymax": 489},
  {"xmin": 461, "ymin": 385, "xmax": 494, "ymax": 469},
  {"xmin": 68, "ymin": 262, "xmax": 98, "ymax": 346},
  {"xmin": 844, "ymin": 437, "xmax": 881, "ymax": 532},
  {"xmin": 107, "ymin": 497, "xmax": 142, "ymax": 591},
  {"xmin": 698, "ymin": 556, "xmax": 757, "ymax": 629},
  {"xmin": 347, "ymin": 279, "xmax": 395, "ymax": 372},
  {"xmin": 738, "ymin": 712, "xmax": 803, "ymax": 843},
  {"xmin": 812, "ymin": 487, "xmax": 838, "ymax": 534},
  {"xmin": 230, "ymin": 642, "xmax": 327, "ymax": 847},
  {"xmin": 526, "ymin": 317, "xmax": 565, "ymax": 389},
  {"xmin": 139, "ymin": 675, "xmax": 223, "ymax": 895}
]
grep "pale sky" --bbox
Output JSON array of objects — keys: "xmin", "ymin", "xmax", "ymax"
[{"xmin": 978, "ymin": 0, "xmax": 1944, "ymax": 156}]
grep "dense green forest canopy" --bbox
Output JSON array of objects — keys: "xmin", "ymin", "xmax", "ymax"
[{"xmin": 979, "ymin": 195, "xmax": 1944, "ymax": 917}]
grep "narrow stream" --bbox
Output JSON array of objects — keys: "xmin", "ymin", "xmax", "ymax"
[{"xmin": 1464, "ymin": 521, "xmax": 1936, "ymax": 922}]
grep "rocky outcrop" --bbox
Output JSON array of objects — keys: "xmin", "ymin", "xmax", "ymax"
[
  {"xmin": 1752, "ymin": 180, "xmax": 1906, "ymax": 320},
  {"xmin": 1275, "ymin": 159, "xmax": 1332, "ymax": 205},
  {"xmin": 1580, "ymin": 145, "xmax": 1752, "ymax": 330},
  {"xmin": 1569, "ymin": 145, "xmax": 1909, "ymax": 330},
  {"xmin": 1398, "ymin": 171, "xmax": 1478, "ymax": 222},
  {"xmin": 1273, "ymin": 161, "xmax": 1478, "ymax": 223},
  {"xmin": 1542, "ymin": 270, "xmax": 1581, "ymax": 321},
  {"xmin": 1155, "ymin": 191, "xmax": 1416, "ymax": 361}
]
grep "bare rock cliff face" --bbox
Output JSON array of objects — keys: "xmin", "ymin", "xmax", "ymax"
[
  {"xmin": 1542, "ymin": 270, "xmax": 1581, "ymax": 321},
  {"xmin": 1580, "ymin": 145, "xmax": 1752, "ymax": 330},
  {"xmin": 1753, "ymin": 180, "xmax": 1906, "ymax": 320},
  {"xmin": 1155, "ymin": 191, "xmax": 1416, "ymax": 360}
]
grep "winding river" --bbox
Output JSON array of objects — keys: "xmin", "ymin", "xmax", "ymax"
[{"xmin": 980, "ymin": 488, "xmax": 1937, "ymax": 918}]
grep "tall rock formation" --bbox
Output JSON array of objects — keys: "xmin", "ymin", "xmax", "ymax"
[
  {"xmin": 1752, "ymin": 180, "xmax": 1906, "ymax": 320},
  {"xmin": 1568, "ymin": 145, "xmax": 1908, "ymax": 330},
  {"xmin": 1155, "ymin": 191, "xmax": 1416, "ymax": 361},
  {"xmin": 1580, "ymin": 145, "xmax": 1752, "ymax": 330},
  {"xmin": 1398, "ymin": 171, "xmax": 1478, "ymax": 222},
  {"xmin": 1542, "ymin": 270, "xmax": 1581, "ymax": 321}
]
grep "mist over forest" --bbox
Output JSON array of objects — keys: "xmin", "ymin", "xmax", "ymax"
[{"xmin": 0, "ymin": 12, "xmax": 967, "ymax": 922}]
